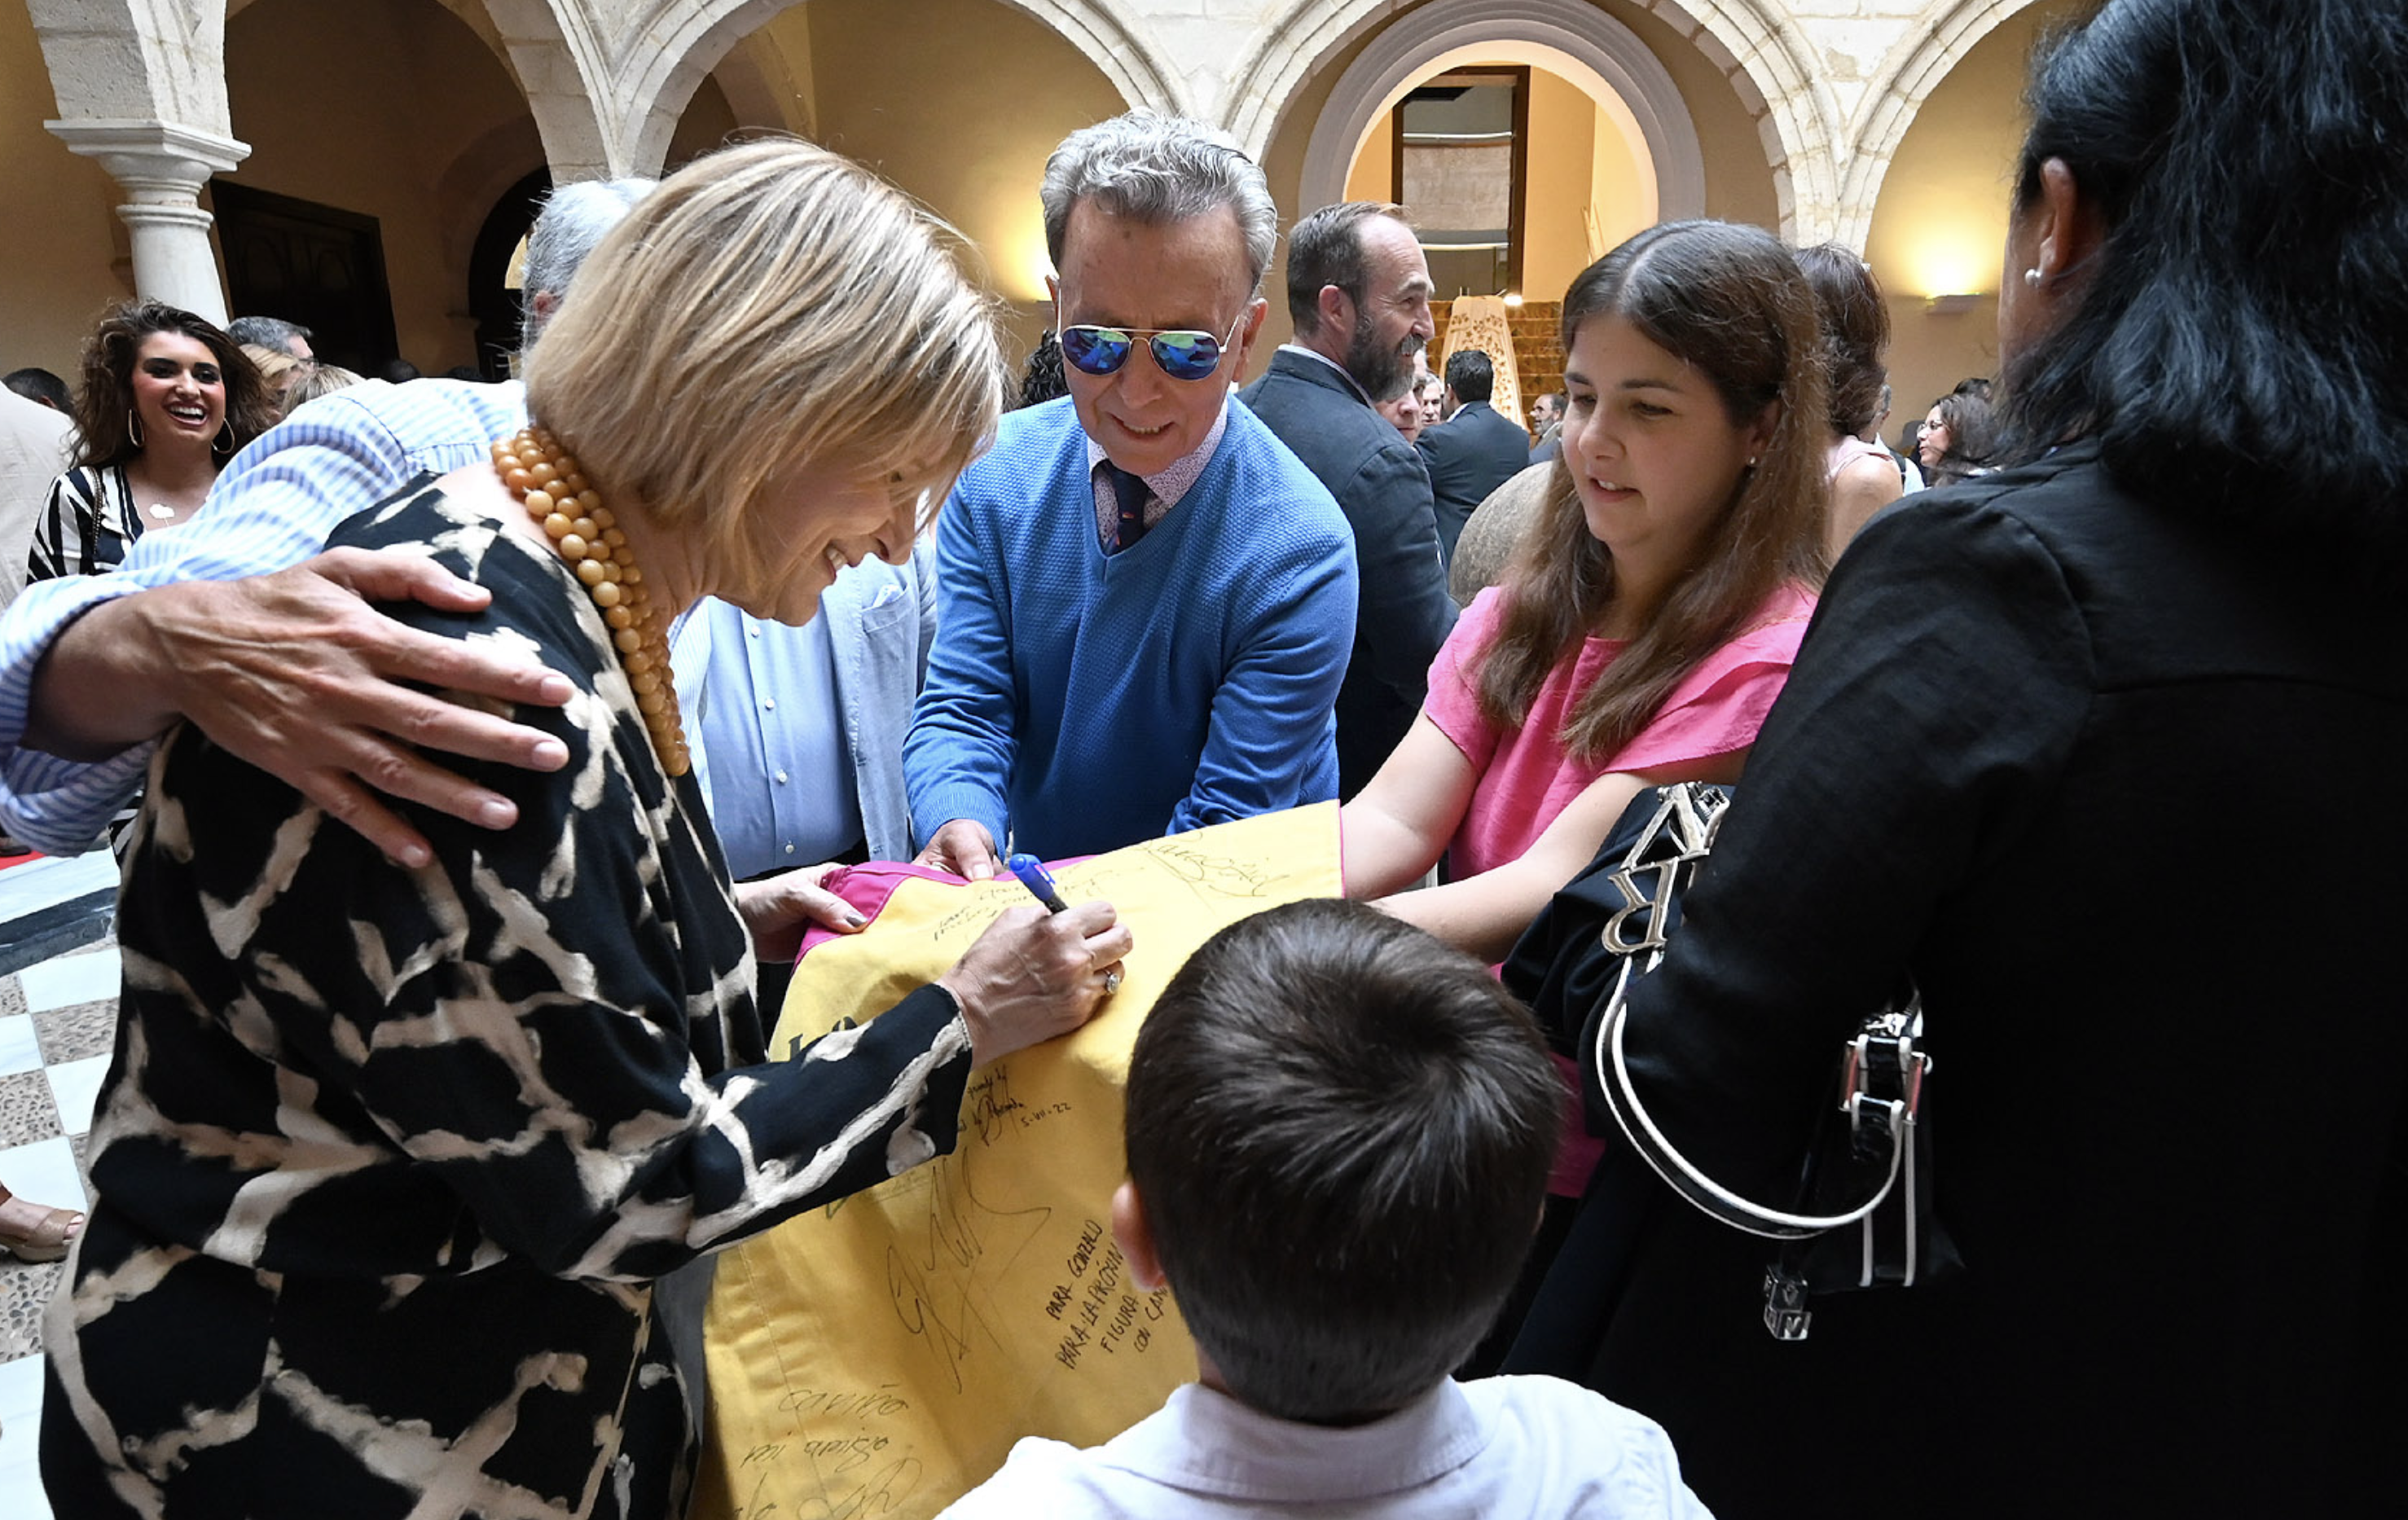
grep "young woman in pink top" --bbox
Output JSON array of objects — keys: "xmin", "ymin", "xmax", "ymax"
[{"xmin": 1342, "ymin": 221, "xmax": 1829, "ymax": 963}]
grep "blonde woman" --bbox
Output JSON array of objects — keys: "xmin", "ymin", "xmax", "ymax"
[
  {"xmin": 277, "ymin": 360, "xmax": 365, "ymax": 415},
  {"xmin": 42, "ymin": 140, "xmax": 1130, "ymax": 1518}
]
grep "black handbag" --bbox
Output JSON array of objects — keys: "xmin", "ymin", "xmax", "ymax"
[{"xmin": 1502, "ymin": 780, "xmax": 1960, "ymax": 1342}]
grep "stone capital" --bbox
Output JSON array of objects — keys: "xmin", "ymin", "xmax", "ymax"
[
  {"xmin": 45, "ymin": 118, "xmax": 252, "ymax": 324},
  {"xmin": 45, "ymin": 117, "xmax": 250, "ymax": 200}
]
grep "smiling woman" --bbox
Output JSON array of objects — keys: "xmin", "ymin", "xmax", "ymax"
[
  {"xmin": 24, "ymin": 301, "xmax": 274, "ymax": 581},
  {"xmin": 1342, "ymin": 220, "xmax": 1829, "ymax": 968},
  {"xmin": 39, "ymin": 139, "xmax": 1136, "ymax": 1520},
  {"xmin": 1338, "ymin": 223, "xmax": 1828, "ymax": 1339}
]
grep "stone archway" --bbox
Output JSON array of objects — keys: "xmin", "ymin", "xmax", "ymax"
[
  {"xmin": 31, "ymin": 0, "xmax": 233, "ymax": 129},
  {"xmin": 474, "ymin": 0, "xmax": 618, "ymax": 180},
  {"xmin": 521, "ymin": 0, "xmax": 1185, "ymax": 182},
  {"xmin": 1654, "ymin": 0, "xmax": 1839, "ymax": 238},
  {"xmin": 1289, "ymin": 0, "xmax": 1705, "ymax": 232},
  {"xmin": 1833, "ymin": 0, "xmax": 2041, "ymax": 250},
  {"xmin": 1228, "ymin": 0, "xmax": 1839, "ymax": 241}
]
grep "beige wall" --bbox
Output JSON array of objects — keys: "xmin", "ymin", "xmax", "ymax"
[
  {"xmin": 1588, "ymin": 88, "xmax": 1647, "ymax": 266},
  {"xmin": 1342, "ymin": 110, "xmax": 1392, "ymax": 203},
  {"xmin": 784, "ymin": 0, "xmax": 1127, "ymax": 368},
  {"xmin": 0, "ymin": 2, "xmax": 136, "ymax": 380},
  {"xmin": 221, "ymin": 0, "xmax": 537, "ymax": 372},
  {"xmin": 1520, "ymin": 68, "xmax": 1593, "ymax": 305},
  {"xmin": 1867, "ymin": 0, "xmax": 2089, "ymax": 424}
]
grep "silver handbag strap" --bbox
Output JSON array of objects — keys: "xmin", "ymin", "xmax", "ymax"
[{"xmin": 1593, "ymin": 933, "xmax": 1914, "ymax": 1241}]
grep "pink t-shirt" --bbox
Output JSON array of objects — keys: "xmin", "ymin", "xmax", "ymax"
[
  {"xmin": 1426, "ymin": 580, "xmax": 1817, "ymax": 1196},
  {"xmin": 1424, "ymin": 581, "xmax": 1818, "ymax": 876}
]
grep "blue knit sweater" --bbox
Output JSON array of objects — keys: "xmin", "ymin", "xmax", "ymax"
[{"xmin": 905, "ymin": 398, "xmax": 1358, "ymax": 859}]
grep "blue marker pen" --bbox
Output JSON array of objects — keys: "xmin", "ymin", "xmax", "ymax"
[{"xmin": 1006, "ymin": 853, "xmax": 1071, "ymax": 914}]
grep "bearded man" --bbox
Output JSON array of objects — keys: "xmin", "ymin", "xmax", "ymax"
[{"xmin": 1239, "ymin": 201, "xmax": 1456, "ymax": 797}]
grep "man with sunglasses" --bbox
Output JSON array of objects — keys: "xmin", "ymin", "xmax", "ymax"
[
  {"xmin": 1240, "ymin": 201, "xmax": 1456, "ymax": 800},
  {"xmin": 906, "ymin": 112, "xmax": 1358, "ymax": 876}
]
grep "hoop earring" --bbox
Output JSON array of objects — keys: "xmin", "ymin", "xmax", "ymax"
[
  {"xmin": 126, "ymin": 409, "xmax": 145, "ymax": 450},
  {"xmin": 213, "ymin": 423, "xmax": 235, "ymax": 457}
]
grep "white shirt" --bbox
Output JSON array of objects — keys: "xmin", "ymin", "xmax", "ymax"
[
  {"xmin": 938, "ymin": 1376, "xmax": 1712, "ymax": 1518},
  {"xmin": 0, "ymin": 391, "xmax": 72, "ymax": 609}
]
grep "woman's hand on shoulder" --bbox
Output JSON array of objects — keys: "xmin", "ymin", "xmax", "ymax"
[
  {"xmin": 27, "ymin": 547, "xmax": 577, "ymax": 868},
  {"xmin": 937, "ymin": 902, "xmax": 1133, "ymax": 1066}
]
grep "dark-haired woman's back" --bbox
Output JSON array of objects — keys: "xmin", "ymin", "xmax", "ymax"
[
  {"xmin": 1570, "ymin": 438, "xmax": 2403, "ymax": 1513},
  {"xmin": 1523, "ymin": 0, "xmax": 2408, "ymax": 1509}
]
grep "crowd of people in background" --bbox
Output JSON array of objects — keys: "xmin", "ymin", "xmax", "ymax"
[{"xmin": 0, "ymin": 0, "xmax": 2398, "ymax": 1513}]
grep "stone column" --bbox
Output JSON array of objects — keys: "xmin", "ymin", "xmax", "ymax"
[{"xmin": 46, "ymin": 119, "xmax": 250, "ymax": 327}]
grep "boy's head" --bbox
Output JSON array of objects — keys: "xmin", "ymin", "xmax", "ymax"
[{"xmin": 1118, "ymin": 899, "xmax": 1562, "ymax": 1424}]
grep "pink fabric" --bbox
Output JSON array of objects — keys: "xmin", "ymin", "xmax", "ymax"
[
  {"xmin": 1423, "ymin": 581, "xmax": 1816, "ymax": 1199},
  {"xmin": 1826, "ymin": 433, "xmax": 1891, "ymax": 483},
  {"xmin": 1423, "ymin": 581, "xmax": 1817, "ymax": 877},
  {"xmin": 791, "ymin": 861, "xmax": 962, "ymax": 964},
  {"xmin": 793, "ymin": 854, "xmax": 1108, "ymax": 973}
]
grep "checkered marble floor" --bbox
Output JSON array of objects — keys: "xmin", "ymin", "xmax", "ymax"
[{"xmin": 0, "ymin": 848, "xmax": 125, "ymax": 1520}]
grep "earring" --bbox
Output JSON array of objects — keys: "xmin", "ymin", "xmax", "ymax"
[
  {"xmin": 2023, "ymin": 267, "xmax": 2044, "ymax": 288},
  {"xmin": 126, "ymin": 408, "xmax": 144, "ymax": 450},
  {"xmin": 213, "ymin": 423, "xmax": 235, "ymax": 456}
]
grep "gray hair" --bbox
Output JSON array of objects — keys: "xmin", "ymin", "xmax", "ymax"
[
  {"xmin": 1040, "ymin": 112, "xmax": 1277, "ymax": 294},
  {"xmin": 521, "ymin": 177, "xmax": 657, "ymax": 340},
  {"xmin": 226, "ymin": 315, "xmax": 310, "ymax": 351}
]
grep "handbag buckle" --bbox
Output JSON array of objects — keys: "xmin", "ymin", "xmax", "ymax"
[
  {"xmin": 1839, "ymin": 1013, "xmax": 1928, "ymax": 1166},
  {"xmin": 1839, "ymin": 1013, "xmax": 1930, "ymax": 1118}
]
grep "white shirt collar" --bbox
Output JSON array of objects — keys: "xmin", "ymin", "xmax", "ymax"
[{"xmin": 1093, "ymin": 1380, "xmax": 1489, "ymax": 1504}]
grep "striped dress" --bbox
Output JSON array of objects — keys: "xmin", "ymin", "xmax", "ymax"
[
  {"xmin": 25, "ymin": 463, "xmax": 145, "ymax": 582},
  {"xmin": 42, "ymin": 483, "xmax": 977, "ymax": 1519}
]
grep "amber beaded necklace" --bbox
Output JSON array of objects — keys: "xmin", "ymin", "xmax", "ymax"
[{"xmin": 490, "ymin": 426, "xmax": 691, "ymax": 777}]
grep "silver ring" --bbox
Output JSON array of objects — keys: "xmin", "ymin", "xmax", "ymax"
[{"xmin": 1102, "ymin": 968, "xmax": 1123, "ymax": 995}]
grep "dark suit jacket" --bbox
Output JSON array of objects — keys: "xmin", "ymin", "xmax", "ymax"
[
  {"xmin": 1418, "ymin": 401, "xmax": 1533, "ymax": 569},
  {"xmin": 1241, "ymin": 348, "xmax": 1456, "ymax": 797}
]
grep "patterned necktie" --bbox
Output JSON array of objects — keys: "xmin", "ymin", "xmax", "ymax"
[{"xmin": 1104, "ymin": 463, "xmax": 1150, "ymax": 551}]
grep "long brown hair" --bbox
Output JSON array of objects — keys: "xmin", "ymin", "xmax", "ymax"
[
  {"xmin": 1795, "ymin": 242, "xmax": 1890, "ymax": 438},
  {"xmin": 70, "ymin": 300, "xmax": 274, "ymax": 470},
  {"xmin": 1479, "ymin": 220, "xmax": 1826, "ymax": 764}
]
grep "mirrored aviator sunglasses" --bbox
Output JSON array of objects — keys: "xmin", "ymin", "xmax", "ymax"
[{"xmin": 1058, "ymin": 323, "xmax": 1228, "ymax": 382}]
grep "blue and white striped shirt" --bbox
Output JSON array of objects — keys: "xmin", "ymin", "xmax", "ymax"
[{"xmin": 0, "ymin": 378, "xmax": 529, "ymax": 853}]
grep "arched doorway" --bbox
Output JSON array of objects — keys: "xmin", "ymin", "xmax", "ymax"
[{"xmin": 466, "ymin": 168, "xmax": 549, "ymax": 379}]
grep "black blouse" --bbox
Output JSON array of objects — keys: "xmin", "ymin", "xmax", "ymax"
[
  {"xmin": 42, "ymin": 483, "xmax": 976, "ymax": 1518},
  {"xmin": 1563, "ymin": 443, "xmax": 2407, "ymax": 1516}
]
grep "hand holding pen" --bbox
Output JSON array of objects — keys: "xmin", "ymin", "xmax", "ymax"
[
  {"xmin": 1007, "ymin": 853, "xmax": 1071, "ymax": 913},
  {"xmin": 1007, "ymin": 854, "xmax": 1119, "ymax": 994}
]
